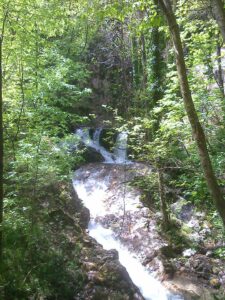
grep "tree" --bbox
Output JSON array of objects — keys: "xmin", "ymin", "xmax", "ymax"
[
  {"xmin": 157, "ymin": 0, "xmax": 225, "ymax": 225},
  {"xmin": 157, "ymin": 164, "xmax": 170, "ymax": 230},
  {"xmin": 211, "ymin": 0, "xmax": 225, "ymax": 43},
  {"xmin": 0, "ymin": 1, "xmax": 8, "ymax": 263}
]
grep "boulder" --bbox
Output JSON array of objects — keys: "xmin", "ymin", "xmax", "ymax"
[
  {"xmin": 171, "ymin": 197, "xmax": 194, "ymax": 222},
  {"xmin": 83, "ymin": 146, "xmax": 104, "ymax": 163},
  {"xmin": 70, "ymin": 186, "xmax": 90, "ymax": 229},
  {"xmin": 77, "ymin": 235, "xmax": 144, "ymax": 300},
  {"xmin": 209, "ymin": 277, "xmax": 221, "ymax": 289}
]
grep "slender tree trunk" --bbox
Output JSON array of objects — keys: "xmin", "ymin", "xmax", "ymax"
[
  {"xmin": 172, "ymin": 0, "xmax": 177, "ymax": 11},
  {"xmin": 132, "ymin": 36, "xmax": 140, "ymax": 88},
  {"xmin": 151, "ymin": 27, "xmax": 162, "ymax": 106},
  {"xmin": 35, "ymin": 23, "xmax": 39, "ymax": 95},
  {"xmin": 158, "ymin": 0, "xmax": 225, "ymax": 226},
  {"xmin": 120, "ymin": 24, "xmax": 129, "ymax": 116},
  {"xmin": 216, "ymin": 43, "xmax": 224, "ymax": 96},
  {"xmin": 14, "ymin": 62, "xmax": 25, "ymax": 141},
  {"xmin": 149, "ymin": 26, "xmax": 166, "ymax": 133},
  {"xmin": 211, "ymin": 0, "xmax": 225, "ymax": 43},
  {"xmin": 0, "ymin": 38, "xmax": 3, "ymax": 262},
  {"xmin": 141, "ymin": 32, "xmax": 147, "ymax": 89},
  {"xmin": 0, "ymin": 2, "xmax": 9, "ymax": 264},
  {"xmin": 157, "ymin": 167, "xmax": 170, "ymax": 230}
]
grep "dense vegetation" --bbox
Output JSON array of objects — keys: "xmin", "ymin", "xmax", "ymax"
[{"xmin": 1, "ymin": 0, "xmax": 225, "ymax": 298}]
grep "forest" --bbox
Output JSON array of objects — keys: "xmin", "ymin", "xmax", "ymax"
[{"xmin": 1, "ymin": 0, "xmax": 225, "ymax": 299}]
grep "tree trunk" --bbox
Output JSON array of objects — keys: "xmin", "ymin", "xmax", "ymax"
[
  {"xmin": 149, "ymin": 26, "xmax": 166, "ymax": 134},
  {"xmin": 141, "ymin": 32, "xmax": 147, "ymax": 89},
  {"xmin": 157, "ymin": 167, "xmax": 170, "ymax": 230},
  {"xmin": 151, "ymin": 27, "xmax": 162, "ymax": 106},
  {"xmin": 158, "ymin": 0, "xmax": 225, "ymax": 226},
  {"xmin": 211, "ymin": 0, "xmax": 225, "ymax": 43},
  {"xmin": 0, "ymin": 38, "xmax": 3, "ymax": 262},
  {"xmin": 132, "ymin": 35, "xmax": 141, "ymax": 88},
  {"xmin": 0, "ymin": 5, "xmax": 9, "ymax": 264},
  {"xmin": 216, "ymin": 43, "xmax": 224, "ymax": 96}
]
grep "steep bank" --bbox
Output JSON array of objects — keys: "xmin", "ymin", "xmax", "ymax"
[{"xmin": 60, "ymin": 183, "xmax": 144, "ymax": 299}]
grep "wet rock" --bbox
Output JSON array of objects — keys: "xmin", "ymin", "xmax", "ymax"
[
  {"xmin": 187, "ymin": 218, "xmax": 200, "ymax": 230},
  {"xmin": 143, "ymin": 251, "xmax": 157, "ymax": 265},
  {"xmin": 190, "ymin": 255, "xmax": 213, "ymax": 279},
  {"xmin": 83, "ymin": 261, "xmax": 98, "ymax": 271},
  {"xmin": 159, "ymin": 245, "xmax": 180, "ymax": 258},
  {"xmin": 100, "ymin": 261, "xmax": 131, "ymax": 285},
  {"xmin": 88, "ymin": 271, "xmax": 105, "ymax": 284},
  {"xmin": 70, "ymin": 187, "xmax": 90, "ymax": 228},
  {"xmin": 79, "ymin": 206, "xmax": 90, "ymax": 228},
  {"xmin": 105, "ymin": 249, "xmax": 119, "ymax": 260},
  {"xmin": 83, "ymin": 237, "xmax": 93, "ymax": 246},
  {"xmin": 183, "ymin": 248, "xmax": 197, "ymax": 257},
  {"xmin": 191, "ymin": 232, "xmax": 203, "ymax": 242},
  {"xmin": 171, "ymin": 198, "xmax": 194, "ymax": 222},
  {"xmin": 206, "ymin": 250, "xmax": 213, "ymax": 257},
  {"xmin": 78, "ymin": 234, "xmax": 144, "ymax": 299},
  {"xmin": 212, "ymin": 266, "xmax": 220, "ymax": 274},
  {"xmin": 221, "ymin": 274, "xmax": 225, "ymax": 284},
  {"xmin": 209, "ymin": 277, "xmax": 221, "ymax": 288},
  {"xmin": 73, "ymin": 163, "xmax": 225, "ymax": 299},
  {"xmin": 159, "ymin": 257, "xmax": 176, "ymax": 280},
  {"xmin": 83, "ymin": 146, "xmax": 105, "ymax": 163}
]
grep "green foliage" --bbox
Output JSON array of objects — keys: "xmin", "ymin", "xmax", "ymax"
[
  {"xmin": 2, "ymin": 0, "xmax": 225, "ymax": 296},
  {"xmin": 1, "ymin": 0, "xmax": 93, "ymax": 298},
  {"xmin": 130, "ymin": 174, "xmax": 158, "ymax": 208},
  {"xmin": 2, "ymin": 187, "xmax": 85, "ymax": 300}
]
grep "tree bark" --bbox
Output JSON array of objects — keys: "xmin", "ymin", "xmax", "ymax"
[
  {"xmin": 157, "ymin": 167, "xmax": 170, "ymax": 230},
  {"xmin": 0, "ymin": 38, "xmax": 3, "ymax": 262},
  {"xmin": 211, "ymin": 0, "xmax": 225, "ymax": 43},
  {"xmin": 0, "ymin": 3, "xmax": 9, "ymax": 263},
  {"xmin": 216, "ymin": 43, "xmax": 224, "ymax": 96},
  {"xmin": 141, "ymin": 32, "xmax": 147, "ymax": 89},
  {"xmin": 132, "ymin": 35, "xmax": 141, "ymax": 88},
  {"xmin": 151, "ymin": 27, "xmax": 162, "ymax": 106},
  {"xmin": 158, "ymin": 0, "xmax": 225, "ymax": 226}
]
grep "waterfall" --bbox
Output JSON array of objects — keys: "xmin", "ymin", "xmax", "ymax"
[
  {"xmin": 76, "ymin": 128, "xmax": 114, "ymax": 163},
  {"xmin": 76, "ymin": 128, "xmax": 131, "ymax": 164},
  {"xmin": 93, "ymin": 128, "xmax": 102, "ymax": 145},
  {"xmin": 73, "ymin": 164, "xmax": 184, "ymax": 300},
  {"xmin": 88, "ymin": 222, "xmax": 174, "ymax": 300},
  {"xmin": 76, "ymin": 128, "xmax": 91, "ymax": 145},
  {"xmin": 114, "ymin": 131, "xmax": 128, "ymax": 163}
]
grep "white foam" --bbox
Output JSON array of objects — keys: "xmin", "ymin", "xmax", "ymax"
[
  {"xmin": 89, "ymin": 221, "xmax": 172, "ymax": 300},
  {"xmin": 73, "ymin": 170, "xmax": 183, "ymax": 300},
  {"xmin": 76, "ymin": 128, "xmax": 114, "ymax": 163},
  {"xmin": 75, "ymin": 128, "xmax": 131, "ymax": 164}
]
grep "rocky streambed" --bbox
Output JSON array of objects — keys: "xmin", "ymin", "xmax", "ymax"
[
  {"xmin": 66, "ymin": 185, "xmax": 145, "ymax": 299},
  {"xmin": 73, "ymin": 162, "xmax": 225, "ymax": 300}
]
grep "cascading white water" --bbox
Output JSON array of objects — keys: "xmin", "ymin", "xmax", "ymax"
[
  {"xmin": 76, "ymin": 128, "xmax": 114, "ymax": 163},
  {"xmin": 76, "ymin": 128, "xmax": 131, "ymax": 164},
  {"xmin": 73, "ymin": 159, "xmax": 184, "ymax": 300},
  {"xmin": 89, "ymin": 222, "xmax": 179, "ymax": 300},
  {"xmin": 114, "ymin": 132, "xmax": 128, "ymax": 163},
  {"xmin": 93, "ymin": 128, "xmax": 102, "ymax": 144}
]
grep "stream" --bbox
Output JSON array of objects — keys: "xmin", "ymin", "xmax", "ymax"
[{"xmin": 73, "ymin": 129, "xmax": 184, "ymax": 300}]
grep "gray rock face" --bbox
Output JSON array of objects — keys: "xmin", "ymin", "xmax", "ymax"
[
  {"xmin": 74, "ymin": 234, "xmax": 144, "ymax": 300},
  {"xmin": 71, "ymin": 187, "xmax": 90, "ymax": 228},
  {"xmin": 70, "ymin": 182, "xmax": 144, "ymax": 300},
  {"xmin": 171, "ymin": 197, "xmax": 194, "ymax": 222},
  {"xmin": 83, "ymin": 146, "xmax": 105, "ymax": 163}
]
